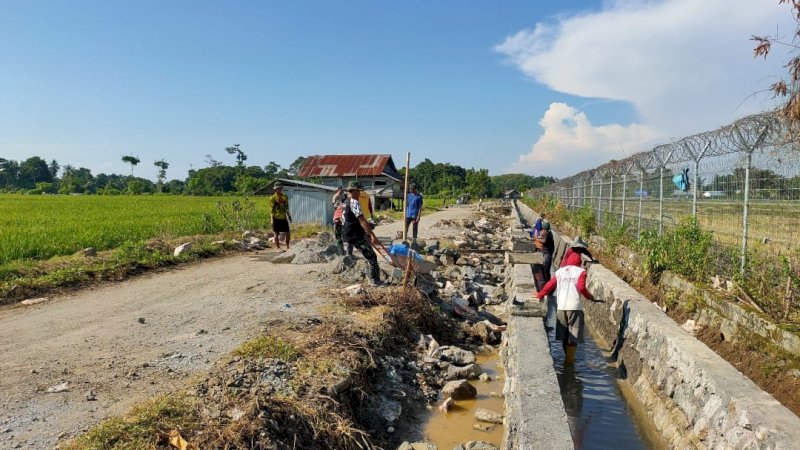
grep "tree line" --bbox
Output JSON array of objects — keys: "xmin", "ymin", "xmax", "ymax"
[
  {"xmin": 401, "ymin": 158, "xmax": 555, "ymax": 199},
  {"xmin": 0, "ymin": 150, "xmax": 554, "ymax": 197},
  {"xmin": 0, "ymin": 149, "xmax": 307, "ymax": 195}
]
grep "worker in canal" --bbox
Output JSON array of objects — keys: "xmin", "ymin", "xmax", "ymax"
[
  {"xmin": 342, "ymin": 181, "xmax": 382, "ymax": 286},
  {"xmin": 533, "ymin": 220, "xmax": 554, "ymax": 281},
  {"xmin": 535, "ymin": 253, "xmax": 595, "ymax": 364},
  {"xmin": 560, "ymin": 236, "xmax": 595, "ymax": 268}
]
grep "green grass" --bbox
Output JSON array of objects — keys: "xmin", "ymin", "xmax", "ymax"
[
  {"xmin": 0, "ymin": 194, "xmax": 270, "ymax": 269},
  {"xmin": 234, "ymin": 335, "xmax": 300, "ymax": 361},
  {"xmin": 63, "ymin": 395, "xmax": 200, "ymax": 450}
]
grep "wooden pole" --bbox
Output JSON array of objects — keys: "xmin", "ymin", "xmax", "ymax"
[{"xmin": 402, "ymin": 151, "xmax": 411, "ymax": 241}]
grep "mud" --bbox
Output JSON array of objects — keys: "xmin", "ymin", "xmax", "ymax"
[{"xmin": 421, "ymin": 353, "xmax": 505, "ymax": 448}]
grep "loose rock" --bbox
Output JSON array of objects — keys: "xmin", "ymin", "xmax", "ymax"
[
  {"xmin": 441, "ymin": 380, "xmax": 477, "ymax": 400},
  {"xmin": 474, "ymin": 408, "xmax": 503, "ymax": 424},
  {"xmin": 46, "ymin": 382, "xmax": 69, "ymax": 393},
  {"xmin": 445, "ymin": 363, "xmax": 482, "ymax": 380},
  {"xmin": 173, "ymin": 242, "xmax": 192, "ymax": 257},
  {"xmin": 440, "ymin": 346, "xmax": 476, "ymax": 366}
]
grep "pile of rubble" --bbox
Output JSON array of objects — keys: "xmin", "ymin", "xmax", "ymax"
[
  {"xmin": 271, "ymin": 231, "xmax": 342, "ymax": 264},
  {"xmin": 433, "ymin": 215, "xmax": 508, "ymax": 251},
  {"xmin": 320, "ymin": 255, "xmax": 379, "ymax": 283},
  {"xmin": 373, "ymin": 214, "xmax": 397, "ymax": 225}
]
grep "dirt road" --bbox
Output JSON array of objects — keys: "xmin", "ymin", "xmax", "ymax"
[{"xmin": 0, "ymin": 205, "xmax": 475, "ymax": 449}]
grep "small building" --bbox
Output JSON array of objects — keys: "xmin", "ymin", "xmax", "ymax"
[
  {"xmin": 504, "ymin": 189, "xmax": 522, "ymax": 200},
  {"xmin": 298, "ymin": 154, "xmax": 403, "ymax": 210},
  {"xmin": 267, "ymin": 178, "xmax": 337, "ymax": 225}
]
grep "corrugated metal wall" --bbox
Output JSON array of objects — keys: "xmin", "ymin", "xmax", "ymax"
[{"xmin": 285, "ymin": 188, "xmax": 334, "ymax": 225}]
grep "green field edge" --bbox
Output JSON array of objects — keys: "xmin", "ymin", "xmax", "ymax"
[{"xmin": 0, "ymin": 225, "xmax": 324, "ymax": 306}]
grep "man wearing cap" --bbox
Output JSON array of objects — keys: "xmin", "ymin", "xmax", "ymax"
[
  {"xmin": 405, "ymin": 183, "xmax": 423, "ymax": 241},
  {"xmin": 342, "ymin": 181, "xmax": 382, "ymax": 285},
  {"xmin": 560, "ymin": 236, "xmax": 594, "ymax": 268},
  {"xmin": 270, "ymin": 182, "xmax": 292, "ymax": 251},
  {"xmin": 534, "ymin": 220, "xmax": 555, "ymax": 281},
  {"xmin": 536, "ymin": 248, "xmax": 595, "ymax": 364}
]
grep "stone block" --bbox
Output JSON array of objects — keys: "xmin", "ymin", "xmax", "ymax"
[{"xmin": 504, "ymin": 252, "xmax": 543, "ymax": 265}]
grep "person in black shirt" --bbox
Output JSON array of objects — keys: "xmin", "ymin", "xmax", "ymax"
[{"xmin": 341, "ymin": 181, "xmax": 381, "ymax": 285}]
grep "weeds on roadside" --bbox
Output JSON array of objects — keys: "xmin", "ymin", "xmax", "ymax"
[
  {"xmin": 235, "ymin": 335, "xmax": 300, "ymax": 361},
  {"xmin": 216, "ymin": 197, "xmax": 260, "ymax": 233},
  {"xmin": 63, "ymin": 395, "xmax": 201, "ymax": 450}
]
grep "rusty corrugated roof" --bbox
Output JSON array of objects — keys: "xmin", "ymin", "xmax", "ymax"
[{"xmin": 298, "ymin": 154, "xmax": 401, "ymax": 180}]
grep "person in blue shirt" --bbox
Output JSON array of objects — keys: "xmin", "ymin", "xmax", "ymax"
[{"xmin": 405, "ymin": 183, "xmax": 423, "ymax": 240}]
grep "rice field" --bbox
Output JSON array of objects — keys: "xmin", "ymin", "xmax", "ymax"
[{"xmin": 0, "ymin": 194, "xmax": 270, "ymax": 267}]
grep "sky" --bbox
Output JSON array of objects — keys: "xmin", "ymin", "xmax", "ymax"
[{"xmin": 0, "ymin": 0, "xmax": 794, "ymax": 180}]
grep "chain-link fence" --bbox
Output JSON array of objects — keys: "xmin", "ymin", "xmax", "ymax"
[{"xmin": 533, "ymin": 110, "xmax": 800, "ymax": 278}]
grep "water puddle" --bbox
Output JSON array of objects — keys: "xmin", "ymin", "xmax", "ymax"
[
  {"xmin": 421, "ymin": 353, "xmax": 505, "ymax": 448},
  {"xmin": 546, "ymin": 310, "xmax": 665, "ymax": 450}
]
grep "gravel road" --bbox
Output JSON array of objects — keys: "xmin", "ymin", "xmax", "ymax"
[{"xmin": 0, "ymin": 205, "xmax": 476, "ymax": 449}]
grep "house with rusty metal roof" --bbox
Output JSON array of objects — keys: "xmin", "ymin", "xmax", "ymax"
[{"xmin": 298, "ymin": 154, "xmax": 403, "ymax": 210}]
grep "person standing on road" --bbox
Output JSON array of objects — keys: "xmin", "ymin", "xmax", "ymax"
[
  {"xmin": 343, "ymin": 181, "xmax": 382, "ymax": 285},
  {"xmin": 332, "ymin": 186, "xmax": 347, "ymax": 253},
  {"xmin": 536, "ymin": 256, "xmax": 595, "ymax": 365},
  {"xmin": 270, "ymin": 182, "xmax": 292, "ymax": 251},
  {"xmin": 405, "ymin": 183, "xmax": 423, "ymax": 241}
]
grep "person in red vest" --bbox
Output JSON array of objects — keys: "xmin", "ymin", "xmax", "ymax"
[
  {"xmin": 536, "ymin": 252, "xmax": 595, "ymax": 364},
  {"xmin": 560, "ymin": 236, "xmax": 594, "ymax": 268}
]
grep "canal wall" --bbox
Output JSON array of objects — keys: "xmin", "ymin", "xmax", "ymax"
[
  {"xmin": 501, "ymin": 207, "xmax": 574, "ymax": 449},
  {"xmin": 516, "ymin": 200, "xmax": 800, "ymax": 449}
]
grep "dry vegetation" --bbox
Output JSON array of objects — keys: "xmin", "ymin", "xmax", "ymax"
[{"xmin": 64, "ymin": 286, "xmax": 445, "ymax": 450}]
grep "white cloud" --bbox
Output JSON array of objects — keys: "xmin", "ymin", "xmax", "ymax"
[
  {"xmin": 497, "ymin": 0, "xmax": 793, "ymax": 175},
  {"xmin": 510, "ymin": 102, "xmax": 658, "ymax": 176}
]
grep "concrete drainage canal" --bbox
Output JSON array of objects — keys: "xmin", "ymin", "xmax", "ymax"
[
  {"xmin": 505, "ymin": 199, "xmax": 800, "ymax": 450},
  {"xmin": 545, "ymin": 309, "xmax": 665, "ymax": 450},
  {"xmin": 398, "ymin": 203, "xmax": 661, "ymax": 450}
]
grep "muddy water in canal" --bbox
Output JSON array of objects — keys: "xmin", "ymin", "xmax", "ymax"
[{"xmin": 421, "ymin": 353, "xmax": 505, "ymax": 449}]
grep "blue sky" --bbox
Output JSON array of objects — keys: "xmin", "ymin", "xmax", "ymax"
[{"xmin": 0, "ymin": 0, "xmax": 790, "ymax": 180}]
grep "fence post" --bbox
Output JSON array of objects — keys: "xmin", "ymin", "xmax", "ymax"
[
  {"xmin": 583, "ymin": 179, "xmax": 588, "ymax": 207},
  {"xmin": 573, "ymin": 183, "xmax": 578, "ymax": 209},
  {"xmin": 638, "ymin": 170, "xmax": 644, "ymax": 239},
  {"xmin": 597, "ymin": 174, "xmax": 603, "ymax": 223},
  {"xmin": 655, "ymin": 149, "xmax": 674, "ymax": 236},
  {"xmin": 741, "ymin": 151, "xmax": 752, "ymax": 274},
  {"xmin": 659, "ymin": 166, "xmax": 664, "ymax": 235},
  {"xmin": 590, "ymin": 177, "xmax": 595, "ymax": 210},
  {"xmin": 734, "ymin": 124, "xmax": 768, "ymax": 275},
  {"xmin": 689, "ymin": 141, "xmax": 710, "ymax": 218},
  {"xmin": 608, "ymin": 172, "xmax": 614, "ymax": 221},
  {"xmin": 621, "ymin": 173, "xmax": 627, "ymax": 225}
]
